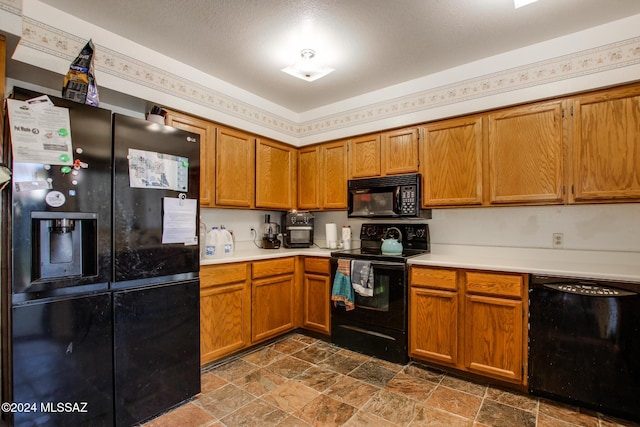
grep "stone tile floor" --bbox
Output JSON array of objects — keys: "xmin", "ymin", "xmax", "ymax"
[{"xmin": 141, "ymin": 333, "xmax": 640, "ymax": 427}]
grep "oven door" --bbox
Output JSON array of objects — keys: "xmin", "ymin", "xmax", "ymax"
[{"xmin": 330, "ymin": 258, "xmax": 407, "ymax": 331}]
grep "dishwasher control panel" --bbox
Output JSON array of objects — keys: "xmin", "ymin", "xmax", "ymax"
[{"xmin": 544, "ymin": 283, "xmax": 636, "ymax": 296}]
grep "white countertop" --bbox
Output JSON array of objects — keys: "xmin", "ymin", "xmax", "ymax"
[
  {"xmin": 200, "ymin": 244, "xmax": 332, "ymax": 265},
  {"xmin": 409, "ymin": 244, "xmax": 640, "ymax": 283},
  {"xmin": 200, "ymin": 242, "xmax": 640, "ymax": 283}
]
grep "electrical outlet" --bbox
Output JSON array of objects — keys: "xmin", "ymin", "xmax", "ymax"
[{"xmin": 553, "ymin": 233, "xmax": 564, "ymax": 248}]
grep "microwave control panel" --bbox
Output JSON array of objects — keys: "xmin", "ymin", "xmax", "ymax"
[{"xmin": 400, "ymin": 185, "xmax": 417, "ymax": 215}]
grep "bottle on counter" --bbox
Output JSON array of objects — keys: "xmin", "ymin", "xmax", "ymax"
[
  {"xmin": 205, "ymin": 226, "xmax": 220, "ymax": 259},
  {"xmin": 220, "ymin": 225, "xmax": 234, "ymax": 256},
  {"xmin": 342, "ymin": 225, "xmax": 352, "ymax": 250}
]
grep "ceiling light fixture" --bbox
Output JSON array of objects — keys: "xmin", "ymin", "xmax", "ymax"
[
  {"xmin": 514, "ymin": 0, "xmax": 540, "ymax": 8},
  {"xmin": 281, "ymin": 49, "xmax": 335, "ymax": 82}
]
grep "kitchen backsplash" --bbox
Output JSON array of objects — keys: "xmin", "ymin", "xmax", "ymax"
[{"xmin": 202, "ymin": 203, "xmax": 640, "ymax": 253}]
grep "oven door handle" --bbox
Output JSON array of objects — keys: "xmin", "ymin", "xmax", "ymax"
[{"xmin": 369, "ymin": 261, "xmax": 406, "ymax": 270}]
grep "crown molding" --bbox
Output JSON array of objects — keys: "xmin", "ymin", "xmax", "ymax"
[{"xmin": 6, "ymin": 0, "xmax": 640, "ymax": 146}]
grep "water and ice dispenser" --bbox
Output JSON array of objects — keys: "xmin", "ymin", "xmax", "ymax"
[{"xmin": 31, "ymin": 212, "xmax": 98, "ymax": 282}]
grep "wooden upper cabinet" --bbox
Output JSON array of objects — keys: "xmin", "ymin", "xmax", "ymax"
[
  {"xmin": 570, "ymin": 84, "xmax": 640, "ymax": 203},
  {"xmin": 349, "ymin": 134, "xmax": 381, "ymax": 178},
  {"xmin": 216, "ymin": 126, "xmax": 255, "ymax": 207},
  {"xmin": 164, "ymin": 110, "xmax": 216, "ymax": 206},
  {"xmin": 298, "ymin": 145, "xmax": 321, "ymax": 210},
  {"xmin": 256, "ymin": 138, "xmax": 296, "ymax": 210},
  {"xmin": 298, "ymin": 141, "xmax": 348, "ymax": 210},
  {"xmin": 422, "ymin": 116, "xmax": 483, "ymax": 207},
  {"xmin": 487, "ymin": 101, "xmax": 565, "ymax": 205},
  {"xmin": 322, "ymin": 140, "xmax": 348, "ymax": 209},
  {"xmin": 382, "ymin": 127, "xmax": 420, "ymax": 175}
]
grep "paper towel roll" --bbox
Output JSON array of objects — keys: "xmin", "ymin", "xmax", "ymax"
[{"xmin": 326, "ymin": 223, "xmax": 338, "ymax": 249}]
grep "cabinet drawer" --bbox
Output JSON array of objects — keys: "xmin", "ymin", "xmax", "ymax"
[
  {"xmin": 304, "ymin": 257, "xmax": 330, "ymax": 275},
  {"xmin": 201, "ymin": 263, "xmax": 248, "ymax": 287},
  {"xmin": 410, "ymin": 267, "xmax": 457, "ymax": 290},
  {"xmin": 465, "ymin": 272, "xmax": 523, "ymax": 298},
  {"xmin": 252, "ymin": 257, "xmax": 295, "ymax": 279}
]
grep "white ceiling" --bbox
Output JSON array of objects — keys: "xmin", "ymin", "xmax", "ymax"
[{"xmin": 27, "ymin": 0, "xmax": 640, "ymax": 114}]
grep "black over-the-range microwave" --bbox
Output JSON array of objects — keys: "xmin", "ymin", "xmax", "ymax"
[{"xmin": 347, "ymin": 173, "xmax": 431, "ymax": 218}]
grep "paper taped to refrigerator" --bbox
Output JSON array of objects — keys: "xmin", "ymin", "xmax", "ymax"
[
  {"xmin": 128, "ymin": 148, "xmax": 189, "ymax": 191},
  {"xmin": 6, "ymin": 99, "xmax": 74, "ymax": 165},
  {"xmin": 162, "ymin": 197, "xmax": 197, "ymax": 245}
]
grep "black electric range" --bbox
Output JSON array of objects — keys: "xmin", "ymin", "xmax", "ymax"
[{"xmin": 329, "ymin": 223, "xmax": 429, "ymax": 364}]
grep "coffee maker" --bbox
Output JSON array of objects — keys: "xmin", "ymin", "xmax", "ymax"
[
  {"xmin": 282, "ymin": 210, "xmax": 314, "ymax": 248},
  {"xmin": 261, "ymin": 214, "xmax": 281, "ymax": 249}
]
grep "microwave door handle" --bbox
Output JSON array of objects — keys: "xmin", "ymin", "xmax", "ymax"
[{"xmin": 394, "ymin": 186, "xmax": 401, "ymax": 212}]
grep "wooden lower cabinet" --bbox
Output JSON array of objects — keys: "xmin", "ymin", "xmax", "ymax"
[
  {"xmin": 409, "ymin": 267, "xmax": 459, "ymax": 365},
  {"xmin": 409, "ymin": 266, "xmax": 528, "ymax": 385},
  {"xmin": 200, "ymin": 263, "xmax": 251, "ymax": 365},
  {"xmin": 302, "ymin": 257, "xmax": 331, "ymax": 335},
  {"xmin": 251, "ymin": 257, "xmax": 297, "ymax": 343}
]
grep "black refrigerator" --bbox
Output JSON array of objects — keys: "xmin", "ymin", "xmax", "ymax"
[{"xmin": 1, "ymin": 88, "xmax": 201, "ymax": 426}]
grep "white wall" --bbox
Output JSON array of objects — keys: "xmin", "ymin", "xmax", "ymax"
[
  {"xmin": 208, "ymin": 203, "xmax": 640, "ymax": 253},
  {"xmin": 426, "ymin": 203, "xmax": 640, "ymax": 252}
]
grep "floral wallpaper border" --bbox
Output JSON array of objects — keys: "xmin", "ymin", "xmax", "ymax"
[{"xmin": 14, "ymin": 12, "xmax": 640, "ymax": 139}]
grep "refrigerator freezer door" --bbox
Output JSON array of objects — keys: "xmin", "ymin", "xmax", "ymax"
[
  {"xmin": 113, "ymin": 279, "xmax": 200, "ymax": 426},
  {"xmin": 112, "ymin": 114, "xmax": 200, "ymax": 284},
  {"xmin": 10, "ymin": 293, "xmax": 114, "ymax": 426}
]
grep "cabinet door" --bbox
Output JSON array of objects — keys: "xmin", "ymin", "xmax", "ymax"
[
  {"xmin": 487, "ymin": 101, "xmax": 565, "ymax": 205},
  {"xmin": 164, "ymin": 111, "xmax": 216, "ymax": 206},
  {"xmin": 409, "ymin": 286, "xmax": 458, "ymax": 365},
  {"xmin": 322, "ymin": 140, "xmax": 348, "ymax": 209},
  {"xmin": 350, "ymin": 134, "xmax": 381, "ymax": 178},
  {"xmin": 216, "ymin": 126, "xmax": 255, "ymax": 207},
  {"xmin": 200, "ymin": 263, "xmax": 251, "ymax": 364},
  {"xmin": 464, "ymin": 294, "xmax": 523, "ymax": 383},
  {"xmin": 422, "ymin": 117, "xmax": 483, "ymax": 206},
  {"xmin": 256, "ymin": 138, "xmax": 296, "ymax": 209},
  {"xmin": 302, "ymin": 273, "xmax": 330, "ymax": 335},
  {"xmin": 382, "ymin": 127, "xmax": 420, "ymax": 175},
  {"xmin": 298, "ymin": 145, "xmax": 321, "ymax": 210},
  {"xmin": 200, "ymin": 282, "xmax": 251, "ymax": 364},
  {"xmin": 252, "ymin": 274, "xmax": 296, "ymax": 343},
  {"xmin": 571, "ymin": 85, "xmax": 640, "ymax": 202}
]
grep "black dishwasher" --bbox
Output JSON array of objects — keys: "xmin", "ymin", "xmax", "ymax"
[{"xmin": 529, "ymin": 275, "xmax": 640, "ymax": 422}]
